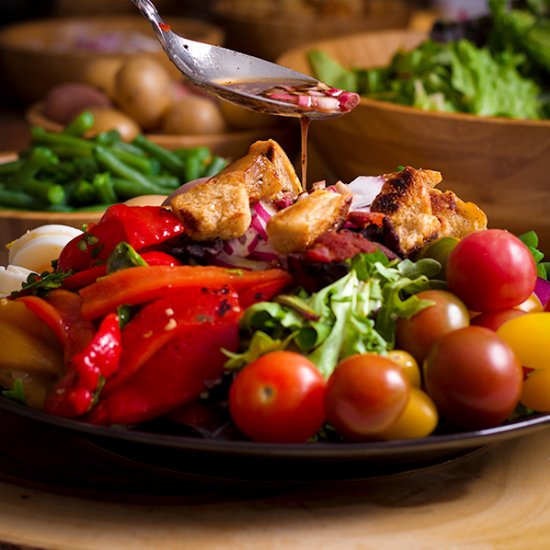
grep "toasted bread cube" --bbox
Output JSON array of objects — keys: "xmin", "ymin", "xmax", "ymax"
[
  {"xmin": 214, "ymin": 151, "xmax": 282, "ymax": 203},
  {"xmin": 249, "ymin": 139, "xmax": 303, "ymax": 198},
  {"xmin": 170, "ymin": 178, "xmax": 251, "ymax": 241},
  {"xmin": 267, "ymin": 189, "xmax": 351, "ymax": 254}
]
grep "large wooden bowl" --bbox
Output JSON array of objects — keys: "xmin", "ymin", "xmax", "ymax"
[
  {"xmin": 0, "ymin": 16, "xmax": 224, "ymax": 103},
  {"xmin": 277, "ymin": 30, "xmax": 550, "ymax": 254}
]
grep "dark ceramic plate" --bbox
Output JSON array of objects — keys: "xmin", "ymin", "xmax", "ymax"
[{"xmin": 2, "ymin": 396, "xmax": 550, "ymax": 495}]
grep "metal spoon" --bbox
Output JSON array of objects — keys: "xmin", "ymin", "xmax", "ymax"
[{"xmin": 130, "ymin": 0, "xmax": 356, "ymax": 120}]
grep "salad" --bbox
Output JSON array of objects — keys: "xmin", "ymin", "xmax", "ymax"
[
  {"xmin": 308, "ymin": 0, "xmax": 550, "ymax": 120},
  {"xmin": 1, "ymin": 138, "xmax": 549, "ymax": 444}
]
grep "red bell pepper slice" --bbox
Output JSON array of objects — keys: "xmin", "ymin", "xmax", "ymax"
[
  {"xmin": 61, "ymin": 251, "xmax": 182, "ymax": 291},
  {"xmin": 43, "ymin": 312, "xmax": 122, "ymax": 418},
  {"xmin": 57, "ymin": 205, "xmax": 184, "ymax": 273},
  {"xmin": 79, "ymin": 265, "xmax": 293, "ymax": 320},
  {"xmin": 102, "ymin": 285, "xmax": 240, "ymax": 394},
  {"xmin": 87, "ymin": 288, "xmax": 241, "ymax": 426}
]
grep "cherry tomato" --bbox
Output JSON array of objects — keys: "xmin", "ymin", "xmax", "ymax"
[
  {"xmin": 386, "ymin": 350, "xmax": 421, "ymax": 387},
  {"xmin": 471, "ymin": 308, "xmax": 526, "ymax": 332},
  {"xmin": 228, "ymin": 351, "xmax": 326, "ymax": 443},
  {"xmin": 424, "ymin": 326, "xmax": 522, "ymax": 429},
  {"xmin": 395, "ymin": 290, "xmax": 470, "ymax": 364},
  {"xmin": 325, "ymin": 354, "xmax": 409, "ymax": 440},
  {"xmin": 497, "ymin": 312, "xmax": 550, "ymax": 370},
  {"xmin": 446, "ymin": 229, "xmax": 537, "ymax": 312},
  {"xmin": 521, "ymin": 370, "xmax": 550, "ymax": 412},
  {"xmin": 378, "ymin": 388, "xmax": 439, "ymax": 440}
]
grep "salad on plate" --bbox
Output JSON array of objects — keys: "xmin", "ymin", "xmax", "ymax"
[{"xmin": 1, "ymin": 137, "xmax": 549, "ymax": 445}]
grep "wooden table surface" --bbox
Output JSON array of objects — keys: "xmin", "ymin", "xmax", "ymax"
[{"xmin": 0, "ymin": 429, "xmax": 549, "ymax": 550}]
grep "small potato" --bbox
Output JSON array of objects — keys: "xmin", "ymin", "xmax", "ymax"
[
  {"xmin": 43, "ymin": 82, "xmax": 111, "ymax": 124},
  {"xmin": 114, "ymin": 56, "xmax": 173, "ymax": 130},
  {"xmin": 220, "ymin": 100, "xmax": 275, "ymax": 130},
  {"xmin": 84, "ymin": 107, "xmax": 141, "ymax": 142},
  {"xmin": 81, "ymin": 57, "xmax": 124, "ymax": 99},
  {"xmin": 162, "ymin": 95, "xmax": 227, "ymax": 135},
  {"xmin": 124, "ymin": 194, "xmax": 168, "ymax": 207}
]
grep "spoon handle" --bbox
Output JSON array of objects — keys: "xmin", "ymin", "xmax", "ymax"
[{"xmin": 130, "ymin": 0, "xmax": 168, "ymax": 46}]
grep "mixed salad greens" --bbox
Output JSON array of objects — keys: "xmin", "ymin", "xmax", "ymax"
[{"xmin": 308, "ymin": 0, "xmax": 550, "ymax": 119}]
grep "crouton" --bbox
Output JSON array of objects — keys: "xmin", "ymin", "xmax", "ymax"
[
  {"xmin": 170, "ymin": 177, "xmax": 251, "ymax": 241},
  {"xmin": 267, "ymin": 189, "xmax": 351, "ymax": 254}
]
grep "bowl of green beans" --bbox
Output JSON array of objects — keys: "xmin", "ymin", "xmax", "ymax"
[{"xmin": 0, "ymin": 111, "xmax": 231, "ymax": 263}]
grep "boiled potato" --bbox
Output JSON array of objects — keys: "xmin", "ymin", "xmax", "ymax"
[
  {"xmin": 162, "ymin": 95, "xmax": 228, "ymax": 135},
  {"xmin": 114, "ymin": 56, "xmax": 173, "ymax": 130},
  {"xmin": 84, "ymin": 107, "xmax": 141, "ymax": 141},
  {"xmin": 81, "ymin": 57, "xmax": 124, "ymax": 99}
]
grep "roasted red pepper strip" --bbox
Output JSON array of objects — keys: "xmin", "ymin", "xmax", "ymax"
[
  {"xmin": 44, "ymin": 290, "xmax": 96, "ymax": 362},
  {"xmin": 16, "ymin": 295, "xmax": 68, "ymax": 346},
  {"xmin": 87, "ymin": 288, "xmax": 240, "ymax": 426},
  {"xmin": 57, "ymin": 205, "xmax": 184, "ymax": 273},
  {"xmin": 102, "ymin": 285, "xmax": 240, "ymax": 395},
  {"xmin": 43, "ymin": 312, "xmax": 122, "ymax": 418},
  {"xmin": 62, "ymin": 251, "xmax": 182, "ymax": 291},
  {"xmin": 79, "ymin": 265, "xmax": 292, "ymax": 320}
]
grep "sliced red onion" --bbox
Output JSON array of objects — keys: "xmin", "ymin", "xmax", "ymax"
[
  {"xmin": 534, "ymin": 277, "xmax": 550, "ymax": 308},
  {"xmin": 339, "ymin": 91, "xmax": 360, "ymax": 111},
  {"xmin": 346, "ymin": 176, "xmax": 385, "ymax": 211},
  {"xmin": 314, "ymin": 96, "xmax": 340, "ymax": 112}
]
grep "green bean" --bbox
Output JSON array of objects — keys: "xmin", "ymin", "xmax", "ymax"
[
  {"xmin": 0, "ymin": 187, "xmax": 44, "ymax": 210},
  {"xmin": 23, "ymin": 178, "xmax": 65, "ymax": 205},
  {"xmin": 63, "ymin": 111, "xmax": 95, "ymax": 137},
  {"xmin": 110, "ymin": 148, "xmax": 157, "ymax": 175},
  {"xmin": 72, "ymin": 180, "xmax": 97, "ymax": 205},
  {"xmin": 111, "ymin": 141, "xmax": 148, "ymax": 157},
  {"xmin": 47, "ymin": 145, "xmax": 94, "ymax": 159},
  {"xmin": 93, "ymin": 173, "xmax": 118, "ymax": 204},
  {"xmin": 95, "ymin": 130, "xmax": 122, "ymax": 147},
  {"xmin": 183, "ymin": 154, "xmax": 203, "ymax": 182},
  {"xmin": 93, "ymin": 145, "xmax": 160, "ymax": 191},
  {"xmin": 0, "ymin": 160, "xmax": 23, "ymax": 176},
  {"xmin": 31, "ymin": 126, "xmax": 94, "ymax": 157},
  {"xmin": 132, "ymin": 135, "xmax": 187, "ymax": 176},
  {"xmin": 9, "ymin": 147, "xmax": 59, "ymax": 189},
  {"xmin": 148, "ymin": 175, "xmax": 180, "ymax": 188},
  {"xmin": 173, "ymin": 146, "xmax": 211, "ymax": 161},
  {"xmin": 202, "ymin": 155, "xmax": 228, "ymax": 178},
  {"xmin": 112, "ymin": 178, "xmax": 172, "ymax": 199}
]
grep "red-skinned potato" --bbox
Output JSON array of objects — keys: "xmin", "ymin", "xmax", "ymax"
[{"xmin": 43, "ymin": 82, "xmax": 111, "ymax": 124}]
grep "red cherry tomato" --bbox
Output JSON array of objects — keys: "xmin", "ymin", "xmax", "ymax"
[
  {"xmin": 471, "ymin": 308, "xmax": 526, "ymax": 332},
  {"xmin": 325, "ymin": 354, "xmax": 409, "ymax": 440},
  {"xmin": 395, "ymin": 290, "xmax": 470, "ymax": 364},
  {"xmin": 228, "ymin": 351, "xmax": 326, "ymax": 443},
  {"xmin": 424, "ymin": 326, "xmax": 522, "ymax": 429},
  {"xmin": 446, "ymin": 229, "xmax": 537, "ymax": 312}
]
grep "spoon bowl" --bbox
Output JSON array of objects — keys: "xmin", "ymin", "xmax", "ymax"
[{"xmin": 131, "ymin": 0, "xmax": 357, "ymax": 120}]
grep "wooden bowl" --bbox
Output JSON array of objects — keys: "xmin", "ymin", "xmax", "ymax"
[
  {"xmin": 212, "ymin": 0, "xmax": 411, "ymax": 61},
  {"xmin": 277, "ymin": 30, "xmax": 550, "ymax": 254},
  {"xmin": 0, "ymin": 153, "xmax": 103, "ymax": 266},
  {"xmin": 26, "ymin": 103, "xmax": 299, "ymax": 160},
  {"xmin": 0, "ymin": 16, "xmax": 224, "ymax": 103}
]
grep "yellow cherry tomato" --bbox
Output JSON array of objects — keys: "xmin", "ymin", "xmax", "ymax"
[
  {"xmin": 497, "ymin": 312, "xmax": 550, "ymax": 370},
  {"xmin": 386, "ymin": 349, "xmax": 421, "ymax": 388},
  {"xmin": 378, "ymin": 388, "xmax": 439, "ymax": 440},
  {"xmin": 521, "ymin": 370, "xmax": 550, "ymax": 412}
]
